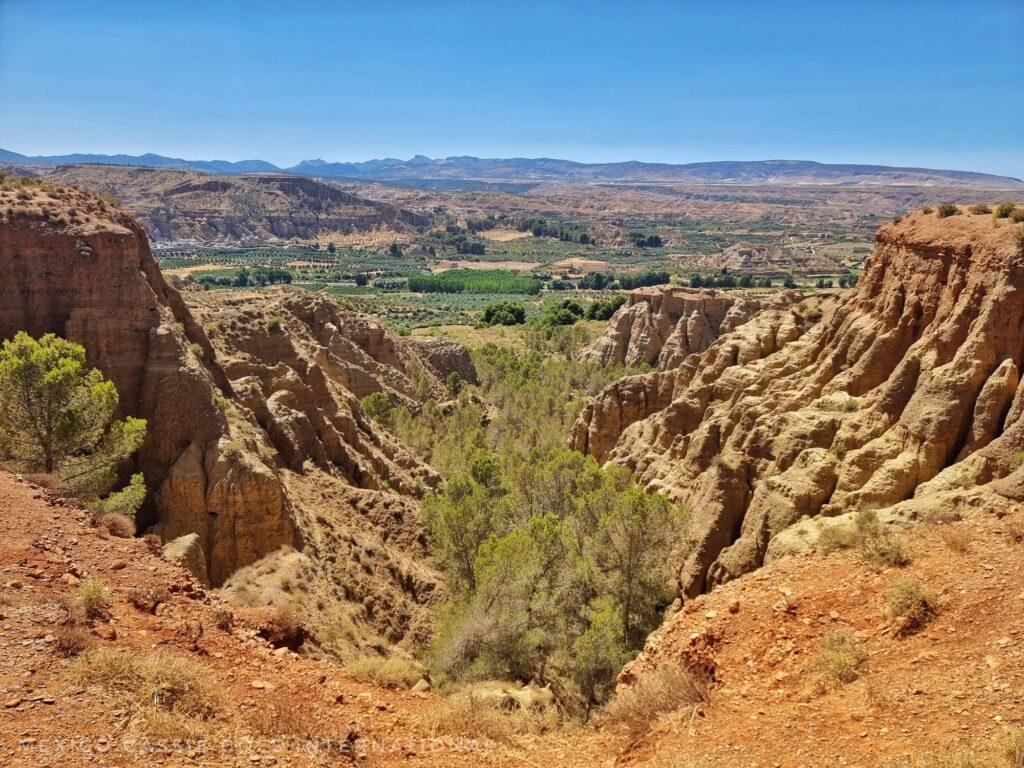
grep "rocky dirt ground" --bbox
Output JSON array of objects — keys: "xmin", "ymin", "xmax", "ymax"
[
  {"xmin": 2, "ymin": 470, "xmax": 1020, "ymax": 767},
  {"xmin": 0, "ymin": 472, "xmax": 607, "ymax": 768},
  {"xmin": 618, "ymin": 502, "xmax": 1024, "ymax": 767}
]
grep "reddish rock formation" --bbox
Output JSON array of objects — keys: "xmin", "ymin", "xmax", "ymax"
[
  {"xmin": 573, "ymin": 208, "xmax": 1024, "ymax": 598},
  {"xmin": 0, "ymin": 181, "xmax": 463, "ymax": 652},
  {"xmin": 579, "ymin": 285, "xmax": 804, "ymax": 369},
  {"xmin": 0, "ymin": 183, "xmax": 291, "ymax": 584}
]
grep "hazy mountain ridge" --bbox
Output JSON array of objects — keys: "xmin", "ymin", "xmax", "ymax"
[{"xmin": 3, "ymin": 147, "xmax": 1021, "ymax": 188}]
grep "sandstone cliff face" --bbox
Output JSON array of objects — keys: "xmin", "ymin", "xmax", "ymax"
[
  {"xmin": 0, "ymin": 183, "xmax": 294, "ymax": 585},
  {"xmin": 573, "ymin": 209, "xmax": 1024, "ymax": 598},
  {"xmin": 579, "ymin": 286, "xmax": 801, "ymax": 369},
  {"xmin": 0, "ymin": 181, "xmax": 461, "ymax": 653}
]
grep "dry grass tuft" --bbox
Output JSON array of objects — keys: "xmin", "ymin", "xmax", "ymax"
[
  {"xmin": 126, "ymin": 586, "xmax": 170, "ymax": 614},
  {"xmin": 600, "ymin": 665, "xmax": 707, "ymax": 729},
  {"xmin": 98, "ymin": 513, "xmax": 135, "ymax": 538},
  {"xmin": 53, "ymin": 625, "xmax": 95, "ymax": 657},
  {"xmin": 78, "ymin": 578, "xmax": 113, "ymax": 621},
  {"xmin": 255, "ymin": 604, "xmax": 307, "ymax": 650},
  {"xmin": 814, "ymin": 629, "xmax": 867, "ymax": 687},
  {"xmin": 56, "ymin": 594, "xmax": 86, "ymax": 626},
  {"xmin": 861, "ymin": 532, "xmax": 911, "ymax": 570},
  {"xmin": 937, "ymin": 526, "xmax": 973, "ymax": 554},
  {"xmin": 342, "ymin": 654, "xmax": 424, "ymax": 688},
  {"xmin": 135, "ymin": 706, "xmax": 210, "ymax": 743},
  {"xmin": 72, "ymin": 648, "xmax": 220, "ymax": 722},
  {"xmin": 213, "ymin": 607, "xmax": 234, "ymax": 632},
  {"xmin": 819, "ymin": 509, "xmax": 911, "ymax": 570},
  {"xmin": 420, "ymin": 690, "xmax": 560, "ymax": 743},
  {"xmin": 883, "ymin": 577, "xmax": 941, "ymax": 635},
  {"xmin": 1007, "ymin": 521, "xmax": 1024, "ymax": 545},
  {"xmin": 912, "ymin": 748, "xmax": 989, "ymax": 768},
  {"xmin": 1004, "ymin": 727, "xmax": 1024, "ymax": 767}
]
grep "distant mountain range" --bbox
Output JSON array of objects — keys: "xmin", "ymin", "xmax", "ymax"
[{"xmin": 3, "ymin": 148, "xmax": 1022, "ymax": 188}]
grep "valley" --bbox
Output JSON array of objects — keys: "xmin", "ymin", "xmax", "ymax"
[
  {"xmin": 0, "ymin": 170, "xmax": 1023, "ymax": 768},
  {"xmin": 14, "ymin": 158, "xmax": 1014, "ymax": 331}
]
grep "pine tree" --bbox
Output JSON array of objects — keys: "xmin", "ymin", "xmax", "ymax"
[{"xmin": 0, "ymin": 332, "xmax": 146, "ymax": 497}]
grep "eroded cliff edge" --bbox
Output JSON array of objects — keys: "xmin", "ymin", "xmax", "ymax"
[
  {"xmin": 0, "ymin": 181, "xmax": 466, "ymax": 652},
  {"xmin": 572, "ymin": 209, "xmax": 1024, "ymax": 597}
]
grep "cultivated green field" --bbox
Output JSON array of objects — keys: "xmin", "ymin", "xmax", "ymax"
[{"xmin": 155, "ymin": 219, "xmax": 865, "ymax": 330}]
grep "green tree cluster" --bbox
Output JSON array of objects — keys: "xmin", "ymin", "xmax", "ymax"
[
  {"xmin": 585, "ymin": 295, "xmax": 627, "ymax": 321},
  {"xmin": 0, "ymin": 332, "xmax": 147, "ymax": 519},
  {"xmin": 482, "ymin": 300, "xmax": 527, "ymax": 326},
  {"xmin": 424, "ymin": 447, "xmax": 686, "ymax": 703},
  {"xmin": 196, "ymin": 265, "xmax": 292, "ymax": 288},
  {"xmin": 617, "ymin": 270, "xmax": 670, "ymax": 289},
  {"xmin": 626, "ymin": 232, "xmax": 663, "ymax": 248},
  {"xmin": 407, "ymin": 269, "xmax": 541, "ymax": 295}
]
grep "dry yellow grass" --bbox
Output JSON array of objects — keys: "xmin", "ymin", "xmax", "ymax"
[
  {"xmin": 419, "ymin": 689, "xmax": 560, "ymax": 743},
  {"xmin": 814, "ymin": 629, "xmax": 867, "ymax": 687},
  {"xmin": 600, "ymin": 665, "xmax": 707, "ymax": 728},
  {"xmin": 477, "ymin": 228, "xmax": 533, "ymax": 241},
  {"xmin": 72, "ymin": 648, "xmax": 220, "ymax": 724},
  {"xmin": 883, "ymin": 577, "xmax": 941, "ymax": 635},
  {"xmin": 77, "ymin": 578, "xmax": 113, "ymax": 620},
  {"xmin": 342, "ymin": 654, "xmax": 424, "ymax": 688},
  {"xmin": 162, "ymin": 263, "xmax": 233, "ymax": 277},
  {"xmin": 551, "ymin": 257, "xmax": 613, "ymax": 274},
  {"xmin": 431, "ymin": 258, "xmax": 541, "ymax": 272},
  {"xmin": 938, "ymin": 525, "xmax": 974, "ymax": 554}
]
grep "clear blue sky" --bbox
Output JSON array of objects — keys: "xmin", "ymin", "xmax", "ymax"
[{"xmin": 1, "ymin": 0, "xmax": 1022, "ymax": 176}]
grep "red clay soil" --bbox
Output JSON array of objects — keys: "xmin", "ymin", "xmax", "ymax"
[
  {"xmin": 0, "ymin": 472, "xmax": 612, "ymax": 767},
  {"xmin": 1, "ymin": 470, "xmax": 1021, "ymax": 767},
  {"xmin": 611, "ymin": 507, "xmax": 1024, "ymax": 767}
]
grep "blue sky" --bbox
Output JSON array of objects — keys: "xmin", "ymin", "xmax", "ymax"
[{"xmin": 1, "ymin": 0, "xmax": 1022, "ymax": 176}]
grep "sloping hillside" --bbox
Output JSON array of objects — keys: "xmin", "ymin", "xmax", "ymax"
[
  {"xmin": 0, "ymin": 472, "xmax": 494, "ymax": 767},
  {"xmin": 40, "ymin": 165, "xmax": 428, "ymax": 244},
  {"xmin": 612, "ymin": 504, "xmax": 1024, "ymax": 768},
  {"xmin": 2, "ymin": 470, "xmax": 1020, "ymax": 767}
]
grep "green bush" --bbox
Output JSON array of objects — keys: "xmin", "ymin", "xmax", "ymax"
[
  {"xmin": 95, "ymin": 472, "xmax": 146, "ymax": 522},
  {"xmin": 360, "ymin": 391, "xmax": 395, "ymax": 427},
  {"xmin": 444, "ymin": 372, "xmax": 463, "ymax": 398},
  {"xmin": 0, "ymin": 332, "xmax": 146, "ymax": 499},
  {"xmin": 482, "ymin": 300, "xmax": 526, "ymax": 326},
  {"xmin": 995, "ymin": 202, "xmax": 1018, "ymax": 219},
  {"xmin": 534, "ymin": 299, "xmax": 586, "ymax": 328},
  {"xmin": 586, "ymin": 295, "xmax": 627, "ymax": 321},
  {"xmin": 589, "ymin": 292, "xmax": 626, "ymax": 319},
  {"xmin": 936, "ymin": 204, "xmax": 960, "ymax": 218}
]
